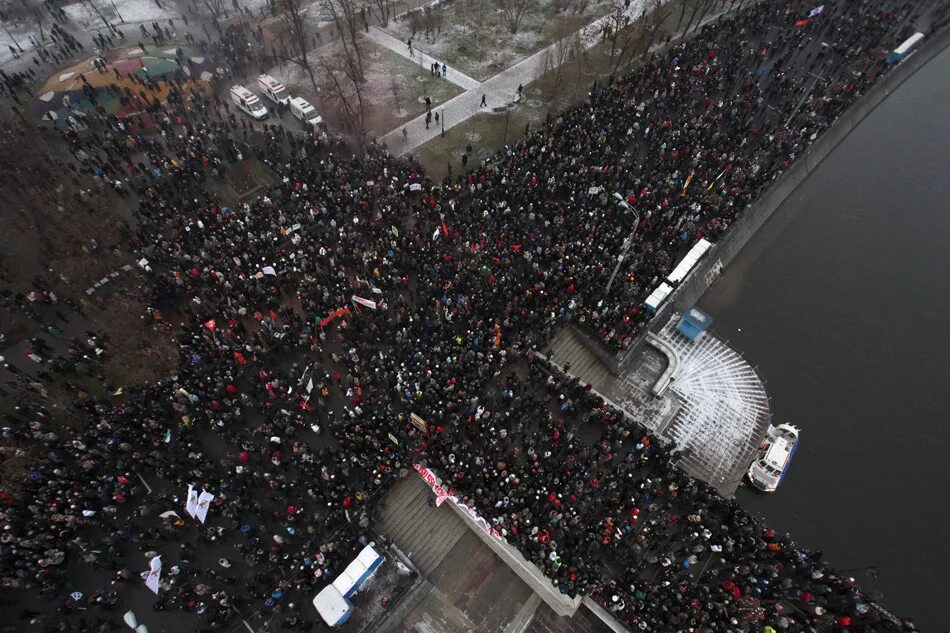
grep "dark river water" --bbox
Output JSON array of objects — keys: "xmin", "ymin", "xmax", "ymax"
[{"xmin": 698, "ymin": 47, "xmax": 950, "ymax": 632}]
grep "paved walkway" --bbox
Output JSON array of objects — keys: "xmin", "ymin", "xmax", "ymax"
[
  {"xmin": 377, "ymin": 0, "xmax": 666, "ymax": 156},
  {"xmin": 366, "ymin": 26, "xmax": 481, "ymax": 91}
]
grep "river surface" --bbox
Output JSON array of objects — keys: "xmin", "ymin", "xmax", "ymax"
[{"xmin": 698, "ymin": 47, "xmax": 950, "ymax": 632}]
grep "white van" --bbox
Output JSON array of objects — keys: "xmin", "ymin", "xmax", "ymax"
[
  {"xmin": 289, "ymin": 97, "xmax": 323, "ymax": 127},
  {"xmin": 230, "ymin": 85, "xmax": 268, "ymax": 120},
  {"xmin": 257, "ymin": 74, "xmax": 290, "ymax": 105}
]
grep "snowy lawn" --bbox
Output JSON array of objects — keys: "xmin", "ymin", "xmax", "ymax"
[
  {"xmin": 62, "ymin": 0, "xmax": 176, "ymax": 31},
  {"xmin": 384, "ymin": 0, "xmax": 617, "ymax": 81}
]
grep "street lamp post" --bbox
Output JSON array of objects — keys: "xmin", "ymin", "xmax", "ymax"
[
  {"xmin": 604, "ymin": 192, "xmax": 640, "ymax": 299},
  {"xmin": 784, "ymin": 71, "xmax": 824, "ymax": 129}
]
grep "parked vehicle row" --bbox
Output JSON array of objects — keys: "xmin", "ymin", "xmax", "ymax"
[{"xmin": 229, "ymin": 74, "xmax": 323, "ymax": 128}]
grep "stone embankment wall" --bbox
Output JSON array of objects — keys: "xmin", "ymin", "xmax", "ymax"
[{"xmin": 586, "ymin": 26, "xmax": 950, "ymax": 376}]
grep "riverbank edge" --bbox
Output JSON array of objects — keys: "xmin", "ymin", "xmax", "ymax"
[{"xmin": 573, "ymin": 25, "xmax": 950, "ymax": 376}]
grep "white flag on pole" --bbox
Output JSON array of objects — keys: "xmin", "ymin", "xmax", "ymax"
[
  {"xmin": 306, "ymin": 378, "xmax": 314, "ymax": 393},
  {"xmin": 142, "ymin": 555, "xmax": 161, "ymax": 594},
  {"xmin": 185, "ymin": 484, "xmax": 199, "ymax": 518},
  {"xmin": 195, "ymin": 490, "xmax": 215, "ymax": 524},
  {"xmin": 809, "ymin": 4, "xmax": 824, "ymax": 17},
  {"xmin": 261, "ymin": 266, "xmax": 277, "ymax": 276}
]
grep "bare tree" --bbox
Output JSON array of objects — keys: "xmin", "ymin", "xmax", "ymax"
[
  {"xmin": 367, "ymin": 0, "xmax": 391, "ymax": 27},
  {"xmin": 274, "ymin": 0, "xmax": 320, "ymax": 96},
  {"xmin": 317, "ymin": 49, "xmax": 367, "ymax": 140},
  {"xmin": 202, "ymin": 0, "xmax": 228, "ymax": 19},
  {"xmin": 497, "ymin": 0, "xmax": 532, "ymax": 34},
  {"xmin": 421, "ymin": 5, "xmax": 444, "ymax": 43},
  {"xmin": 324, "ymin": 0, "xmax": 364, "ymax": 82},
  {"xmin": 540, "ymin": 24, "xmax": 580, "ymax": 95},
  {"xmin": 610, "ymin": 0, "xmax": 672, "ymax": 73},
  {"xmin": 676, "ymin": 0, "xmax": 689, "ymax": 30},
  {"xmin": 81, "ymin": 0, "xmax": 112, "ymax": 30},
  {"xmin": 685, "ymin": 0, "xmax": 718, "ymax": 33}
]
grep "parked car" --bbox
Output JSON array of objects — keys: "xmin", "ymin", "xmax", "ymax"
[
  {"xmin": 289, "ymin": 97, "xmax": 323, "ymax": 127},
  {"xmin": 230, "ymin": 85, "xmax": 268, "ymax": 120},
  {"xmin": 257, "ymin": 74, "xmax": 291, "ymax": 105}
]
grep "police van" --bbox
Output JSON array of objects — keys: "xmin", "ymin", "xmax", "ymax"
[
  {"xmin": 230, "ymin": 85, "xmax": 268, "ymax": 120},
  {"xmin": 289, "ymin": 97, "xmax": 323, "ymax": 127},
  {"xmin": 257, "ymin": 74, "xmax": 291, "ymax": 105}
]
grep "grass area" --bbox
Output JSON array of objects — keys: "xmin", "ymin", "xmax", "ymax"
[
  {"xmin": 209, "ymin": 156, "xmax": 277, "ymax": 206},
  {"xmin": 361, "ymin": 42, "xmax": 465, "ymax": 140},
  {"xmin": 411, "ymin": 0, "xmax": 725, "ymax": 181},
  {"xmin": 384, "ymin": 0, "xmax": 617, "ymax": 81},
  {"xmin": 412, "ymin": 109, "xmax": 533, "ymax": 180},
  {"xmin": 261, "ymin": 41, "xmax": 463, "ymax": 141}
]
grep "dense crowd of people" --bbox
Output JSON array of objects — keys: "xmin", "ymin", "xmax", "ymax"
[{"xmin": 2, "ymin": 0, "xmax": 946, "ymax": 631}]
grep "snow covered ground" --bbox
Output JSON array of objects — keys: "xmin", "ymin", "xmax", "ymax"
[
  {"xmin": 0, "ymin": 21, "xmax": 43, "ymax": 65},
  {"xmin": 62, "ymin": 0, "xmax": 176, "ymax": 31}
]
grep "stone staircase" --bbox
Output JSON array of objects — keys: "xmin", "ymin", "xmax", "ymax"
[
  {"xmin": 546, "ymin": 327, "xmax": 615, "ymax": 390},
  {"xmin": 376, "ymin": 474, "xmax": 469, "ymax": 577}
]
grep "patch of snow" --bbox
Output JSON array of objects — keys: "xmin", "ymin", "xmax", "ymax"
[
  {"xmin": 59, "ymin": 71, "xmax": 76, "ymax": 82},
  {"xmin": 0, "ymin": 21, "xmax": 42, "ymax": 64},
  {"xmin": 63, "ymin": 0, "xmax": 175, "ymax": 31}
]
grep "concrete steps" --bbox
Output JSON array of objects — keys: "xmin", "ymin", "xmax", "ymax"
[
  {"xmin": 377, "ymin": 475, "xmax": 469, "ymax": 577},
  {"xmin": 547, "ymin": 327, "xmax": 614, "ymax": 390}
]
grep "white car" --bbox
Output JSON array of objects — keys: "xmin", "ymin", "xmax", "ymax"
[{"xmin": 290, "ymin": 97, "xmax": 323, "ymax": 127}]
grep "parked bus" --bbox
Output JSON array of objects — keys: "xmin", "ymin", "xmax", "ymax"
[{"xmin": 887, "ymin": 32, "xmax": 924, "ymax": 64}]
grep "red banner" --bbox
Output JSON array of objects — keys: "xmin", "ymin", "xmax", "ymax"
[{"xmin": 413, "ymin": 464, "xmax": 502, "ymax": 537}]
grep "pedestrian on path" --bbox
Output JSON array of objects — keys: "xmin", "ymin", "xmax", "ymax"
[
  {"xmin": 402, "ymin": 127, "xmax": 408, "ymax": 142},
  {"xmin": 425, "ymin": 111, "xmax": 432, "ymax": 129},
  {"xmin": 480, "ymin": 94, "xmax": 487, "ymax": 107},
  {"xmin": 425, "ymin": 96, "xmax": 431, "ymax": 111},
  {"xmin": 407, "ymin": 38, "xmax": 413, "ymax": 57},
  {"xmin": 441, "ymin": 63, "xmax": 446, "ymax": 77}
]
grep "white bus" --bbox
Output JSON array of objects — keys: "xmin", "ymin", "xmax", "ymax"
[{"xmin": 887, "ymin": 32, "xmax": 924, "ymax": 64}]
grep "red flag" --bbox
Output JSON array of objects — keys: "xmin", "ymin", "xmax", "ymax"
[
  {"xmin": 233, "ymin": 351, "xmax": 246, "ymax": 365},
  {"xmin": 441, "ymin": 221, "xmax": 448, "ymax": 237},
  {"xmin": 204, "ymin": 319, "xmax": 216, "ymax": 332},
  {"xmin": 795, "ymin": 18, "xmax": 810, "ymax": 27}
]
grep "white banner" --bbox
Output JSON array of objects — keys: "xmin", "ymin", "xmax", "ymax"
[
  {"xmin": 351, "ymin": 295, "xmax": 377, "ymax": 310},
  {"xmin": 185, "ymin": 485, "xmax": 198, "ymax": 519},
  {"xmin": 195, "ymin": 490, "xmax": 215, "ymax": 524}
]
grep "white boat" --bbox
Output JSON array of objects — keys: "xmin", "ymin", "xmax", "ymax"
[{"xmin": 747, "ymin": 423, "xmax": 800, "ymax": 492}]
